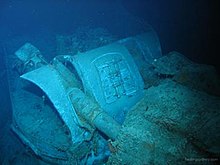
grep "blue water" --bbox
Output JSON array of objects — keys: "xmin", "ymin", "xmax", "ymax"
[
  {"xmin": 0, "ymin": 0, "xmax": 219, "ymax": 63},
  {"xmin": 0, "ymin": 0, "xmax": 219, "ymax": 164}
]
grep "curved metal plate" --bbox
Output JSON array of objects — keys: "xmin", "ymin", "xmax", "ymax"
[
  {"xmin": 21, "ymin": 65, "xmax": 83, "ymax": 143},
  {"xmin": 71, "ymin": 44, "xmax": 144, "ymax": 123}
]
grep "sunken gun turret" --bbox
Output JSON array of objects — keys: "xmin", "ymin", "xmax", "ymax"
[{"xmin": 8, "ymin": 28, "xmax": 161, "ymax": 164}]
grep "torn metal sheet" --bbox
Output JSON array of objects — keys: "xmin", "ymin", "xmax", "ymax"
[{"xmin": 21, "ymin": 65, "xmax": 86, "ymax": 144}]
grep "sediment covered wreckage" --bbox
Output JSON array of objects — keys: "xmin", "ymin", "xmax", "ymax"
[{"xmin": 5, "ymin": 27, "xmax": 220, "ymax": 164}]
